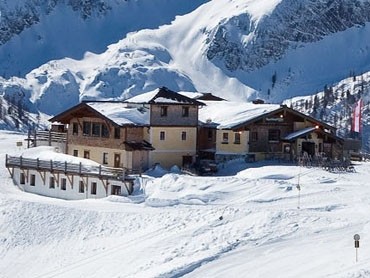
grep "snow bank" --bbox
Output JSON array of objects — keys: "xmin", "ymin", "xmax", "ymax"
[
  {"xmin": 20, "ymin": 146, "xmax": 100, "ymax": 166},
  {"xmin": 1, "ymin": 131, "xmax": 370, "ymax": 278}
]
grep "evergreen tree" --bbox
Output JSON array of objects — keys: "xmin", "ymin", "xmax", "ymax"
[
  {"xmin": 17, "ymin": 98, "xmax": 24, "ymax": 120},
  {"xmin": 272, "ymin": 72, "xmax": 277, "ymax": 88},
  {"xmin": 0, "ymin": 97, "xmax": 2, "ymax": 120}
]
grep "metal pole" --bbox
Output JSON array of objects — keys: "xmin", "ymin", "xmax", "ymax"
[{"xmin": 297, "ymin": 168, "xmax": 301, "ymax": 209}]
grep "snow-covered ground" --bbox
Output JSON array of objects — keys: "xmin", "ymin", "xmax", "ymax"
[{"xmin": 1, "ymin": 131, "xmax": 370, "ymax": 278}]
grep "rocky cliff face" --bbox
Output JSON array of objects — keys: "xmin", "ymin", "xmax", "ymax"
[
  {"xmin": 1, "ymin": 0, "xmax": 370, "ymax": 131},
  {"xmin": 0, "ymin": 0, "xmax": 109, "ymax": 45},
  {"xmin": 206, "ymin": 0, "xmax": 370, "ymax": 71},
  {"xmin": 0, "ymin": 0, "xmax": 208, "ymax": 77}
]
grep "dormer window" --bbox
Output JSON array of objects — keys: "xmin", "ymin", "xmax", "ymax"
[{"xmin": 160, "ymin": 106, "xmax": 168, "ymax": 117}]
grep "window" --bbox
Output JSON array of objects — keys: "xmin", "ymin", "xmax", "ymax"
[
  {"xmin": 222, "ymin": 132, "xmax": 229, "ymax": 144},
  {"xmin": 102, "ymin": 124, "xmax": 109, "ymax": 138},
  {"xmin": 207, "ymin": 130, "xmax": 213, "ymax": 141},
  {"xmin": 234, "ymin": 132, "xmax": 241, "ymax": 144},
  {"xmin": 30, "ymin": 174, "xmax": 36, "ymax": 186},
  {"xmin": 61, "ymin": 178, "xmax": 67, "ymax": 190},
  {"xmin": 251, "ymin": 131, "xmax": 258, "ymax": 142},
  {"xmin": 20, "ymin": 173, "xmax": 25, "ymax": 185},
  {"xmin": 181, "ymin": 131, "xmax": 187, "ymax": 141},
  {"xmin": 49, "ymin": 177, "xmax": 55, "ymax": 189},
  {"xmin": 84, "ymin": 150, "xmax": 90, "ymax": 159},
  {"xmin": 160, "ymin": 131, "xmax": 165, "ymax": 141},
  {"xmin": 92, "ymin": 123, "xmax": 101, "ymax": 137},
  {"xmin": 73, "ymin": 150, "xmax": 78, "ymax": 157},
  {"xmin": 160, "ymin": 106, "xmax": 168, "ymax": 117},
  {"xmin": 103, "ymin": 153, "xmax": 108, "ymax": 165},
  {"xmin": 268, "ymin": 129, "xmax": 280, "ymax": 142},
  {"xmin": 72, "ymin": 123, "xmax": 78, "ymax": 135},
  {"xmin": 83, "ymin": 121, "xmax": 91, "ymax": 136},
  {"xmin": 91, "ymin": 182, "xmax": 97, "ymax": 195},
  {"xmin": 79, "ymin": 181, "xmax": 84, "ymax": 193},
  {"xmin": 111, "ymin": 185, "xmax": 121, "ymax": 196},
  {"xmin": 182, "ymin": 106, "xmax": 189, "ymax": 117},
  {"xmin": 114, "ymin": 127, "xmax": 120, "ymax": 139}
]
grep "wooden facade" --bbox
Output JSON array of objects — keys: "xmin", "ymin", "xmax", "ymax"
[
  {"xmin": 150, "ymin": 104, "xmax": 199, "ymax": 126},
  {"xmin": 49, "ymin": 102, "xmax": 153, "ymax": 172},
  {"xmin": 45, "ymin": 90, "xmax": 345, "ymax": 170},
  {"xmin": 198, "ymin": 105, "xmax": 344, "ymax": 162}
]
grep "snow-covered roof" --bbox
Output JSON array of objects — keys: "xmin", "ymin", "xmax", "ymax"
[
  {"xmin": 126, "ymin": 87, "xmax": 203, "ymax": 105},
  {"xmin": 87, "ymin": 102, "xmax": 149, "ymax": 126},
  {"xmin": 283, "ymin": 127, "xmax": 317, "ymax": 141},
  {"xmin": 199, "ymin": 101, "xmax": 281, "ymax": 129},
  {"xmin": 178, "ymin": 91, "xmax": 204, "ymax": 99},
  {"xmin": 125, "ymin": 88, "xmax": 160, "ymax": 103},
  {"xmin": 21, "ymin": 146, "xmax": 100, "ymax": 166}
]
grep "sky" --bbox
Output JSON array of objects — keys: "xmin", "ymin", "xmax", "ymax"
[{"xmin": 1, "ymin": 131, "xmax": 370, "ymax": 277}]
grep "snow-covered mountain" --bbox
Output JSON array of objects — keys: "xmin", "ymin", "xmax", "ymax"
[
  {"xmin": 0, "ymin": 0, "xmax": 208, "ymax": 77},
  {"xmin": 0, "ymin": 0, "xmax": 370, "ymax": 124}
]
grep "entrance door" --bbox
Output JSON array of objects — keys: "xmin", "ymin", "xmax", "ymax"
[
  {"xmin": 302, "ymin": 142, "xmax": 315, "ymax": 156},
  {"xmin": 182, "ymin": 156, "xmax": 193, "ymax": 167},
  {"xmin": 114, "ymin": 153, "xmax": 121, "ymax": 168}
]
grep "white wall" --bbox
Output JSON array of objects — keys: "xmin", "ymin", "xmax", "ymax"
[{"xmin": 12, "ymin": 168, "xmax": 131, "ymax": 200}]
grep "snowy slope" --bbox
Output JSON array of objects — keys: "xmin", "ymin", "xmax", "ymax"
[
  {"xmin": 1, "ymin": 131, "xmax": 370, "ymax": 277},
  {"xmin": 284, "ymin": 71, "xmax": 370, "ymax": 150},
  {"xmin": 0, "ymin": 0, "xmax": 208, "ymax": 77},
  {"xmin": 1, "ymin": 0, "xmax": 370, "ymax": 118}
]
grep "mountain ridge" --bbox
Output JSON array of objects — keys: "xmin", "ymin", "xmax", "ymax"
[{"xmin": 0, "ymin": 0, "xmax": 370, "ymax": 143}]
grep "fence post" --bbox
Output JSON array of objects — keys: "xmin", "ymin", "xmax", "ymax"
[
  {"xmin": 27, "ymin": 130, "xmax": 30, "ymax": 148},
  {"xmin": 49, "ymin": 130, "xmax": 52, "ymax": 146}
]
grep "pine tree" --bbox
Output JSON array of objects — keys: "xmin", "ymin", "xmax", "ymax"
[
  {"xmin": 17, "ymin": 98, "xmax": 24, "ymax": 120},
  {"xmin": 272, "ymin": 72, "xmax": 277, "ymax": 88},
  {"xmin": 0, "ymin": 97, "xmax": 3, "ymax": 120}
]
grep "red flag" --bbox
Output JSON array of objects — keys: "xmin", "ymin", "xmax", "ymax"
[{"xmin": 352, "ymin": 99, "xmax": 363, "ymax": 133}]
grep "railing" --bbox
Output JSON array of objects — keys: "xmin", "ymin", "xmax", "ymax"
[
  {"xmin": 5, "ymin": 155, "xmax": 133, "ymax": 181},
  {"xmin": 27, "ymin": 130, "xmax": 67, "ymax": 147}
]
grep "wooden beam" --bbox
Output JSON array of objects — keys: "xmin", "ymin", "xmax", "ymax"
[
  {"xmin": 66, "ymin": 174, "xmax": 74, "ymax": 189},
  {"xmin": 100, "ymin": 178, "xmax": 109, "ymax": 196},
  {"xmin": 6, "ymin": 167, "xmax": 14, "ymax": 178},
  {"xmin": 21, "ymin": 169, "xmax": 29, "ymax": 183},
  {"xmin": 38, "ymin": 170, "xmax": 46, "ymax": 185},
  {"xmin": 52, "ymin": 172, "xmax": 60, "ymax": 187}
]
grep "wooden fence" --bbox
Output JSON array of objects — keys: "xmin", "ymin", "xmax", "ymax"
[
  {"xmin": 5, "ymin": 155, "xmax": 133, "ymax": 181},
  {"xmin": 27, "ymin": 130, "xmax": 67, "ymax": 148}
]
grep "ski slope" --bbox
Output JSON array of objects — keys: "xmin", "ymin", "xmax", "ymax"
[{"xmin": 0, "ymin": 131, "xmax": 369, "ymax": 278}]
